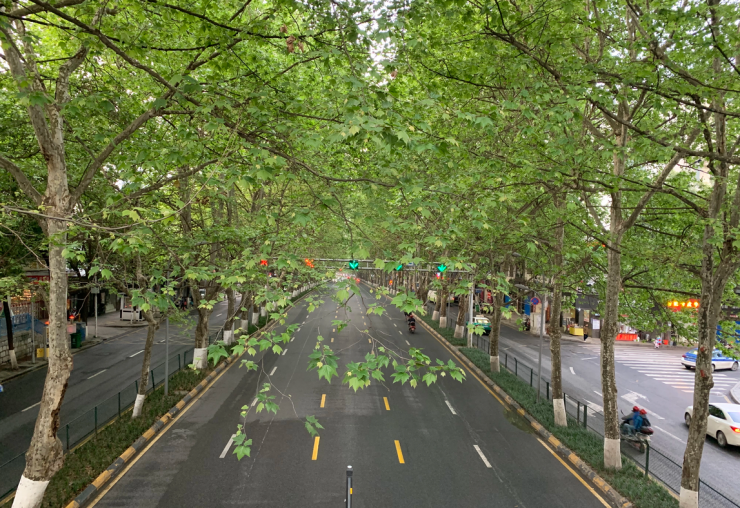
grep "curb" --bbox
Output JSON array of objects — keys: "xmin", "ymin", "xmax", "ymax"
[
  {"xmin": 731, "ymin": 381, "xmax": 740, "ymax": 405},
  {"xmin": 62, "ymin": 287, "xmax": 317, "ymax": 508},
  {"xmin": 64, "ymin": 352, "xmax": 237, "ymax": 508},
  {"xmin": 415, "ymin": 316, "xmax": 634, "ymax": 508}
]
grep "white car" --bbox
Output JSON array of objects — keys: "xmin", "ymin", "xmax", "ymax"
[
  {"xmin": 427, "ymin": 290, "xmax": 454, "ymax": 304},
  {"xmin": 684, "ymin": 403, "xmax": 740, "ymax": 448}
]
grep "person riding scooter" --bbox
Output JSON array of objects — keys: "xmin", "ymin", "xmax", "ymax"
[
  {"xmin": 622, "ymin": 406, "xmax": 642, "ymax": 436},
  {"xmin": 406, "ymin": 312, "xmax": 416, "ymax": 332}
]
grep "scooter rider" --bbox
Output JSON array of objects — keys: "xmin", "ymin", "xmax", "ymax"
[{"xmin": 622, "ymin": 406, "xmax": 641, "ymax": 436}]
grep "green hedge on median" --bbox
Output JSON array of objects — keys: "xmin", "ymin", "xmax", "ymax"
[
  {"xmin": 458, "ymin": 346, "xmax": 678, "ymax": 508},
  {"xmin": 418, "ymin": 311, "xmax": 466, "ymax": 346}
]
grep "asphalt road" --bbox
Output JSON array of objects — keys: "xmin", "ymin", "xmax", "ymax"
[
  {"xmin": 90, "ymin": 283, "xmax": 609, "ymax": 508},
  {"xmin": 0, "ymin": 299, "xmax": 234, "ymax": 473},
  {"xmin": 441, "ymin": 303, "xmax": 740, "ymax": 502}
]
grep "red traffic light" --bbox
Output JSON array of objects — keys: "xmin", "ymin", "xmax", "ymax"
[{"xmin": 260, "ymin": 259, "xmax": 268, "ymax": 266}]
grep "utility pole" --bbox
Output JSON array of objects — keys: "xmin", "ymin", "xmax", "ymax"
[{"xmin": 467, "ymin": 280, "xmax": 474, "ymax": 347}]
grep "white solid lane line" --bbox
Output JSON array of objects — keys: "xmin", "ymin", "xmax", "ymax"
[
  {"xmin": 653, "ymin": 426, "xmax": 685, "ymax": 443},
  {"xmin": 570, "ymin": 367, "xmax": 576, "ymax": 375},
  {"xmin": 87, "ymin": 369, "xmax": 107, "ymax": 380},
  {"xmin": 445, "ymin": 400, "xmax": 457, "ymax": 415},
  {"xmin": 473, "ymin": 445, "xmax": 492, "ymax": 468},
  {"xmin": 129, "ymin": 350, "xmax": 144, "ymax": 358},
  {"xmin": 220, "ymin": 434, "xmax": 236, "ymax": 458},
  {"xmin": 282, "ymin": 349, "xmax": 288, "ymax": 356},
  {"xmin": 22, "ymin": 402, "xmax": 41, "ymax": 412},
  {"xmin": 594, "ymin": 390, "xmax": 603, "ymax": 397},
  {"xmin": 270, "ymin": 366, "xmax": 277, "ymax": 376}
]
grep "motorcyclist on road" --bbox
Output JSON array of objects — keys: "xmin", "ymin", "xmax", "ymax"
[
  {"xmin": 407, "ymin": 312, "xmax": 416, "ymax": 326},
  {"xmin": 622, "ymin": 406, "xmax": 641, "ymax": 436}
]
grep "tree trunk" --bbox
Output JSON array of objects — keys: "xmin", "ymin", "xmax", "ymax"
[
  {"xmin": 454, "ymin": 294, "xmax": 467, "ymax": 339},
  {"xmin": 3, "ymin": 300, "xmax": 18, "ymax": 369},
  {"xmin": 15, "ymin": 219, "xmax": 72, "ymax": 507},
  {"xmin": 439, "ymin": 286, "xmax": 448, "ymax": 328},
  {"xmin": 252, "ymin": 302, "xmax": 259, "ymax": 325},
  {"xmin": 133, "ymin": 310, "xmax": 159, "ymax": 417},
  {"xmin": 680, "ymin": 80, "xmax": 738, "ymax": 505},
  {"xmin": 548, "ymin": 194, "xmax": 567, "ymax": 426},
  {"xmin": 224, "ymin": 288, "xmax": 235, "ymax": 345},
  {"xmin": 432, "ymin": 288, "xmax": 442, "ymax": 321},
  {"xmin": 488, "ymin": 290, "xmax": 504, "ymax": 373},
  {"xmin": 601, "ymin": 234, "xmax": 623, "ymax": 470}
]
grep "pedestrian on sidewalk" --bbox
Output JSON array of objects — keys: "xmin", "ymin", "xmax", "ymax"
[
  {"xmin": 583, "ymin": 331, "xmax": 588, "ymax": 342},
  {"xmin": 654, "ymin": 337, "xmax": 661, "ymax": 349}
]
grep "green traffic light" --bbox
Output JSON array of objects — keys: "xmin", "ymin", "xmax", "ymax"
[
  {"xmin": 395, "ymin": 264, "xmax": 403, "ymax": 271},
  {"xmin": 437, "ymin": 263, "xmax": 448, "ymax": 273},
  {"xmin": 349, "ymin": 260, "xmax": 359, "ymax": 270}
]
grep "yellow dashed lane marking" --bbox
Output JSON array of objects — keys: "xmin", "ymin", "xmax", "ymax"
[
  {"xmin": 312, "ymin": 436, "xmax": 320, "ymax": 460},
  {"xmin": 384, "ymin": 397, "xmax": 390, "ymax": 410},
  {"xmin": 394, "ymin": 440, "xmax": 405, "ymax": 464},
  {"xmin": 320, "ymin": 394, "xmax": 326, "ymax": 408}
]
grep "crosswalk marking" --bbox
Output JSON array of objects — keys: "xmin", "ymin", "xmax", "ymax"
[{"xmin": 580, "ymin": 345, "xmax": 739, "ymax": 393}]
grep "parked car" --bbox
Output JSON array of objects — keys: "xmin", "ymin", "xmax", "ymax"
[
  {"xmin": 681, "ymin": 349, "xmax": 739, "ymax": 371},
  {"xmin": 427, "ymin": 290, "xmax": 454, "ymax": 304},
  {"xmin": 684, "ymin": 403, "xmax": 740, "ymax": 448},
  {"xmin": 466, "ymin": 315, "xmax": 491, "ymax": 335}
]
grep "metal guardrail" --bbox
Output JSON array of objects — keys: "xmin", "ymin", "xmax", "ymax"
[{"xmin": 466, "ymin": 335, "xmax": 740, "ymax": 508}]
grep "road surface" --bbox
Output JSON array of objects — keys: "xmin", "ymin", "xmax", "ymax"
[{"xmin": 88, "ymin": 283, "xmax": 609, "ymax": 508}]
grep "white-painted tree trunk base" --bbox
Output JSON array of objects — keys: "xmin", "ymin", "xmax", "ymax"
[
  {"xmin": 553, "ymin": 398, "xmax": 567, "ymax": 426},
  {"xmin": 432, "ymin": 310, "xmax": 440, "ymax": 321},
  {"xmin": 439, "ymin": 316, "xmax": 447, "ymax": 328},
  {"xmin": 490, "ymin": 355, "xmax": 500, "ymax": 373},
  {"xmin": 193, "ymin": 347, "xmax": 208, "ymax": 370},
  {"xmin": 260, "ymin": 306, "xmax": 266, "ymax": 317},
  {"xmin": 223, "ymin": 330, "xmax": 234, "ymax": 345},
  {"xmin": 251, "ymin": 312, "xmax": 259, "ymax": 325},
  {"xmin": 9, "ymin": 349, "xmax": 18, "ymax": 370},
  {"xmin": 679, "ymin": 487, "xmax": 699, "ymax": 508},
  {"xmin": 12, "ymin": 475, "xmax": 49, "ymax": 508},
  {"xmin": 603, "ymin": 437, "xmax": 622, "ymax": 470},
  {"xmin": 454, "ymin": 324, "xmax": 464, "ymax": 339},
  {"xmin": 132, "ymin": 393, "xmax": 146, "ymax": 418}
]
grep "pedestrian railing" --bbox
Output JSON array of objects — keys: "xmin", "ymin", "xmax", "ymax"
[{"xmin": 466, "ymin": 337, "xmax": 740, "ymax": 508}]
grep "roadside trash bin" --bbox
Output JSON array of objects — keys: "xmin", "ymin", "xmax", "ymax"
[{"xmin": 71, "ymin": 333, "xmax": 82, "ymax": 348}]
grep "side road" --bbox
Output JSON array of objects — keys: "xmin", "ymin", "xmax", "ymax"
[{"xmin": 0, "ymin": 299, "xmax": 233, "ymax": 467}]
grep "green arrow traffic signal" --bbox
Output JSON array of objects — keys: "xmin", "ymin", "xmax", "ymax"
[
  {"xmin": 395, "ymin": 264, "xmax": 403, "ymax": 271},
  {"xmin": 349, "ymin": 260, "xmax": 359, "ymax": 270},
  {"xmin": 437, "ymin": 263, "xmax": 448, "ymax": 273}
]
